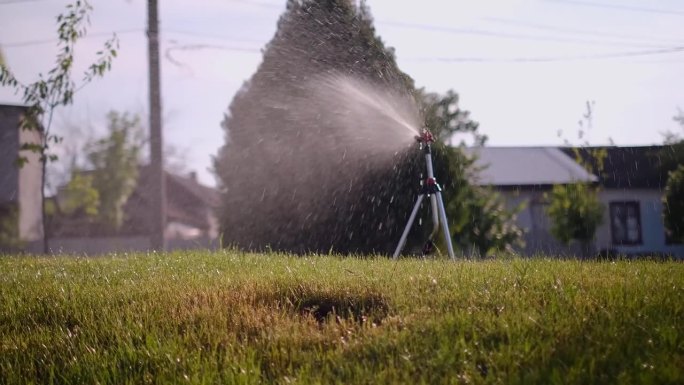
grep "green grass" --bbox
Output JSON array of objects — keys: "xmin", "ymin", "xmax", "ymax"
[{"xmin": 0, "ymin": 252, "xmax": 682, "ymax": 384}]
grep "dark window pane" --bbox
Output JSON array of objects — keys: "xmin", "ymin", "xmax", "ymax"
[{"xmin": 610, "ymin": 201, "xmax": 642, "ymax": 245}]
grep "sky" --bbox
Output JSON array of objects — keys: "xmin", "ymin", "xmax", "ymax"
[{"xmin": 1, "ymin": 0, "xmax": 683, "ymax": 187}]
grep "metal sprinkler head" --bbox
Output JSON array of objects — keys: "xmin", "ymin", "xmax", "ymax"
[
  {"xmin": 414, "ymin": 128, "xmax": 435, "ymax": 152},
  {"xmin": 415, "ymin": 128, "xmax": 435, "ymax": 146}
]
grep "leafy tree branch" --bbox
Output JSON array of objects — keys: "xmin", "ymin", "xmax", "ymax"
[{"xmin": 0, "ymin": 0, "xmax": 118, "ymax": 252}]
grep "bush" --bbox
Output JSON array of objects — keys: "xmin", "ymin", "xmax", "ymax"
[
  {"xmin": 663, "ymin": 164, "xmax": 684, "ymax": 243},
  {"xmin": 546, "ymin": 183, "xmax": 604, "ymax": 248}
]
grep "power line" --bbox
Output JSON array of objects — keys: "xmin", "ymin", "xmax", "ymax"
[
  {"xmin": 2, "ymin": 29, "xmax": 142, "ymax": 48},
  {"xmin": 410, "ymin": 45, "xmax": 684, "ymax": 63},
  {"xmin": 485, "ymin": 17, "xmax": 684, "ymax": 46},
  {"xmin": 8, "ymin": 27, "xmax": 682, "ymax": 65},
  {"xmin": 3, "ymin": 8, "xmax": 678, "ymax": 51},
  {"xmin": 160, "ymin": 35, "xmax": 684, "ymax": 65},
  {"xmin": 164, "ymin": 29, "xmax": 265, "ymax": 45},
  {"xmin": 3, "ymin": 7, "xmax": 682, "ymax": 64},
  {"xmin": 546, "ymin": 0, "xmax": 684, "ymax": 16},
  {"xmin": 2, "ymin": 28, "xmax": 264, "ymax": 49},
  {"xmin": 0, "ymin": 0, "xmax": 49, "ymax": 5},
  {"xmin": 164, "ymin": 43, "xmax": 259, "ymax": 68},
  {"xmin": 377, "ymin": 20, "xmax": 671, "ymax": 49},
  {"xmin": 155, "ymin": 22, "xmax": 680, "ymax": 51},
  {"xmin": 162, "ymin": 43, "xmax": 260, "ymax": 74},
  {"xmin": 177, "ymin": 0, "xmax": 684, "ymax": 49}
]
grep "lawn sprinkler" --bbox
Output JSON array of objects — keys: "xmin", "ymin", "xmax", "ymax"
[{"xmin": 393, "ymin": 128, "xmax": 455, "ymax": 260}]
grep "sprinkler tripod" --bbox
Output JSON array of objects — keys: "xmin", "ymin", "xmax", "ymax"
[{"xmin": 393, "ymin": 129, "xmax": 455, "ymax": 260}]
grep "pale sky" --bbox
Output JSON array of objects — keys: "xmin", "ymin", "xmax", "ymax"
[{"xmin": 1, "ymin": 0, "xmax": 683, "ymax": 186}]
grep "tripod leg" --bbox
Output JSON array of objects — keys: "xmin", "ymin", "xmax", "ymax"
[
  {"xmin": 429, "ymin": 194, "xmax": 440, "ymax": 238},
  {"xmin": 430, "ymin": 195, "xmax": 439, "ymax": 225},
  {"xmin": 392, "ymin": 194, "xmax": 425, "ymax": 259},
  {"xmin": 435, "ymin": 191, "xmax": 455, "ymax": 260}
]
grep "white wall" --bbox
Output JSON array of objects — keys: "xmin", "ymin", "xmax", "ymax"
[
  {"xmin": 596, "ymin": 189, "xmax": 684, "ymax": 257},
  {"xmin": 500, "ymin": 189, "xmax": 584, "ymax": 256},
  {"xmin": 498, "ymin": 187, "xmax": 684, "ymax": 258},
  {"xmin": 18, "ymin": 126, "xmax": 43, "ymax": 243}
]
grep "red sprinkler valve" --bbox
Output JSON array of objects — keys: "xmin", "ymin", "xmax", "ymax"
[
  {"xmin": 422, "ymin": 176, "xmax": 442, "ymax": 194},
  {"xmin": 415, "ymin": 128, "xmax": 435, "ymax": 145}
]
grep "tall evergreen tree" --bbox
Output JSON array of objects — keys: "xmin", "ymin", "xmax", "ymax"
[
  {"xmin": 215, "ymin": 0, "xmax": 416, "ymax": 253},
  {"xmin": 214, "ymin": 0, "xmax": 519, "ymax": 255}
]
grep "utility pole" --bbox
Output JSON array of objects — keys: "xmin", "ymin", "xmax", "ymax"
[{"xmin": 147, "ymin": 0, "xmax": 166, "ymax": 251}]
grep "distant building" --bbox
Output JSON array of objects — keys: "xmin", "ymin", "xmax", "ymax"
[
  {"xmin": 48, "ymin": 166, "xmax": 221, "ymax": 254},
  {"xmin": 0, "ymin": 104, "xmax": 43, "ymax": 253},
  {"xmin": 562, "ymin": 146, "xmax": 684, "ymax": 257},
  {"xmin": 466, "ymin": 147, "xmax": 597, "ymax": 256},
  {"xmin": 466, "ymin": 146, "xmax": 684, "ymax": 258}
]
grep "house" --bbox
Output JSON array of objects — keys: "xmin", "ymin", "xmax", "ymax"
[
  {"xmin": 48, "ymin": 166, "xmax": 221, "ymax": 254},
  {"xmin": 465, "ymin": 147, "xmax": 596, "ymax": 256},
  {"xmin": 0, "ymin": 104, "xmax": 43, "ymax": 253},
  {"xmin": 563, "ymin": 146, "xmax": 684, "ymax": 258},
  {"xmin": 466, "ymin": 146, "xmax": 684, "ymax": 258}
]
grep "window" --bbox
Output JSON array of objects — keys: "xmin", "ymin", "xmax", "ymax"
[{"xmin": 610, "ymin": 201, "xmax": 642, "ymax": 245}]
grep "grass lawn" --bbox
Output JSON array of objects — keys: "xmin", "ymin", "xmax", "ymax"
[{"xmin": 0, "ymin": 252, "xmax": 682, "ymax": 384}]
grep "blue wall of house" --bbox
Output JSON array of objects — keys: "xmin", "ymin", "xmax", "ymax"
[
  {"xmin": 499, "ymin": 188, "xmax": 684, "ymax": 258},
  {"xmin": 601, "ymin": 191, "xmax": 684, "ymax": 258}
]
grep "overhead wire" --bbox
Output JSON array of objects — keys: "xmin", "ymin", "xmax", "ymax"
[
  {"xmin": 2, "ymin": 0, "xmax": 684, "ymax": 64},
  {"xmin": 164, "ymin": 29, "xmax": 265, "ymax": 44},
  {"xmin": 484, "ymin": 17, "xmax": 684, "ymax": 46},
  {"xmin": 164, "ymin": 43, "xmax": 259, "ymax": 70},
  {"xmin": 7, "ymin": 20, "xmax": 673, "ymax": 52},
  {"xmin": 1, "ymin": 28, "xmax": 261, "ymax": 49},
  {"xmin": 377, "ymin": 20, "xmax": 672, "ymax": 49},
  {"xmin": 5, "ymin": 27, "xmax": 684, "ymax": 64},
  {"xmin": 412, "ymin": 46, "xmax": 684, "ymax": 63},
  {"xmin": 1, "ymin": 28, "xmax": 142, "ymax": 48},
  {"xmin": 0, "ymin": 0, "xmax": 49, "ymax": 4},
  {"xmin": 545, "ymin": 0, "xmax": 684, "ymax": 16}
]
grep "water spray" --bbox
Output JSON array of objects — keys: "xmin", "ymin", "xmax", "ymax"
[{"xmin": 393, "ymin": 128, "xmax": 456, "ymax": 260}]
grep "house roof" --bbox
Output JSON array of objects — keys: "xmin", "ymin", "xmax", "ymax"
[
  {"xmin": 130, "ymin": 166, "xmax": 220, "ymax": 230},
  {"xmin": 561, "ymin": 145, "xmax": 677, "ymax": 189},
  {"xmin": 50, "ymin": 167, "xmax": 221, "ymax": 237},
  {"xmin": 464, "ymin": 147, "xmax": 597, "ymax": 186},
  {"xmin": 167, "ymin": 172, "xmax": 221, "ymax": 209},
  {"xmin": 0, "ymin": 103, "xmax": 29, "ymax": 109}
]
